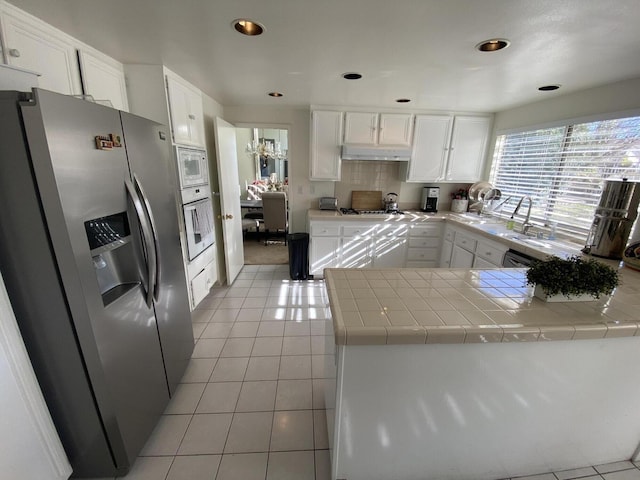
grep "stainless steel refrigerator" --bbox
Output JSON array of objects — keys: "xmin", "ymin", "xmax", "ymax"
[{"xmin": 0, "ymin": 89, "xmax": 194, "ymax": 477}]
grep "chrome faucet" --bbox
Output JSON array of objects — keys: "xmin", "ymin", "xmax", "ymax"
[{"xmin": 512, "ymin": 196, "xmax": 533, "ymax": 234}]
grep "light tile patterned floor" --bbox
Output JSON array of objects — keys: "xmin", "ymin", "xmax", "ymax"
[{"xmin": 94, "ymin": 264, "xmax": 640, "ymax": 480}]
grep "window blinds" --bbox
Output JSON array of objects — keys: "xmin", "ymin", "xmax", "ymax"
[{"xmin": 489, "ymin": 116, "xmax": 640, "ymax": 239}]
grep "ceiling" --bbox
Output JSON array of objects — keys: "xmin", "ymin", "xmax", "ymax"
[{"xmin": 8, "ymin": 0, "xmax": 640, "ymax": 113}]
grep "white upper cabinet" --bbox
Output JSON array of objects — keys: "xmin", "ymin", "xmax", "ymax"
[
  {"xmin": 165, "ymin": 72, "xmax": 205, "ymax": 147},
  {"xmin": 310, "ymin": 110, "xmax": 343, "ymax": 181},
  {"xmin": 406, "ymin": 115, "xmax": 452, "ymax": 183},
  {"xmin": 344, "ymin": 112, "xmax": 413, "ymax": 146},
  {"xmin": 0, "ymin": 2, "xmax": 82, "ymax": 95},
  {"xmin": 78, "ymin": 49, "xmax": 128, "ymax": 111},
  {"xmin": 446, "ymin": 116, "xmax": 492, "ymax": 182},
  {"xmin": 406, "ymin": 114, "xmax": 491, "ymax": 183}
]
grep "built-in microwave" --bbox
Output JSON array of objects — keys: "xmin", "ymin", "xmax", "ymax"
[{"xmin": 176, "ymin": 146, "xmax": 209, "ymax": 189}]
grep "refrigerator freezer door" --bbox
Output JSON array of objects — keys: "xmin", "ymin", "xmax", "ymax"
[
  {"xmin": 19, "ymin": 89, "xmax": 170, "ymax": 474},
  {"xmin": 120, "ymin": 111, "xmax": 194, "ymax": 394}
]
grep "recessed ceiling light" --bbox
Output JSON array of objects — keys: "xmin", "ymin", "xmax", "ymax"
[
  {"xmin": 475, "ymin": 39, "xmax": 510, "ymax": 52},
  {"xmin": 232, "ymin": 19, "xmax": 264, "ymax": 36},
  {"xmin": 342, "ymin": 73, "xmax": 363, "ymax": 80},
  {"xmin": 268, "ymin": 92, "xmax": 283, "ymax": 97},
  {"xmin": 396, "ymin": 98, "xmax": 411, "ymax": 103},
  {"xmin": 538, "ymin": 85, "xmax": 561, "ymax": 91}
]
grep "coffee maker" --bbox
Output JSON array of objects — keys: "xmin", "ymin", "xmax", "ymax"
[{"xmin": 421, "ymin": 187, "xmax": 439, "ymax": 212}]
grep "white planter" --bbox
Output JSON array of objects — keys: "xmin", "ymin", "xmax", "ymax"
[
  {"xmin": 533, "ymin": 284, "xmax": 597, "ymax": 302},
  {"xmin": 451, "ymin": 199, "xmax": 469, "ymax": 213}
]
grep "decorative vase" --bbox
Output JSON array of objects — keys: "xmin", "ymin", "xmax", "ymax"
[
  {"xmin": 451, "ymin": 199, "xmax": 469, "ymax": 213},
  {"xmin": 533, "ymin": 284, "xmax": 597, "ymax": 302}
]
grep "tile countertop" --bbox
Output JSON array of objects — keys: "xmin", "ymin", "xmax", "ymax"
[
  {"xmin": 308, "ymin": 209, "xmax": 587, "ymax": 261},
  {"xmin": 325, "ymin": 267, "xmax": 640, "ymax": 345}
]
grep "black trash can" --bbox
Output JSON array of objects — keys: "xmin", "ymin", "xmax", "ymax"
[{"xmin": 287, "ymin": 233, "xmax": 310, "ymax": 280}]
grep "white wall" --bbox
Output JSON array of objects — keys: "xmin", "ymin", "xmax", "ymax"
[{"xmin": 222, "ymin": 106, "xmax": 335, "ymax": 232}]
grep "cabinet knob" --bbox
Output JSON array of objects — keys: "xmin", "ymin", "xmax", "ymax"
[
  {"xmin": 188, "ymin": 114, "xmax": 196, "ymax": 120},
  {"xmin": 9, "ymin": 48, "xmax": 20, "ymax": 58},
  {"xmin": 225, "ymin": 214, "xmax": 233, "ymax": 219},
  {"xmin": 485, "ymin": 252, "xmax": 492, "ymax": 256}
]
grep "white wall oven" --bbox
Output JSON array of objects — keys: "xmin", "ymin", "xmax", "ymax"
[
  {"xmin": 176, "ymin": 146, "xmax": 209, "ymax": 189},
  {"xmin": 183, "ymin": 193, "xmax": 215, "ymax": 261}
]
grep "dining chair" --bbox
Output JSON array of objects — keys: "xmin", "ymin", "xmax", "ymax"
[{"xmin": 261, "ymin": 191, "xmax": 288, "ymax": 245}]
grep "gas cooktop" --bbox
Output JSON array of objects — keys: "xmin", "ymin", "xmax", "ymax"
[{"xmin": 340, "ymin": 208, "xmax": 405, "ymax": 215}]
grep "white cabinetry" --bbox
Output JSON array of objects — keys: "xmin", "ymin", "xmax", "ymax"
[
  {"xmin": 406, "ymin": 224, "xmax": 442, "ymax": 268},
  {"xmin": 341, "ymin": 224, "xmax": 377, "ymax": 269},
  {"xmin": 450, "ymin": 244, "xmax": 475, "ymax": 268},
  {"xmin": 310, "ymin": 110, "xmax": 343, "ymax": 181},
  {"xmin": 446, "ymin": 116, "xmax": 492, "ymax": 182},
  {"xmin": 78, "ymin": 49, "xmax": 128, "ymax": 111},
  {"xmin": 309, "ymin": 218, "xmax": 443, "ymax": 275},
  {"xmin": 309, "ymin": 222, "xmax": 341, "ymax": 275},
  {"xmin": 0, "ymin": 2, "xmax": 81, "ymax": 95},
  {"xmin": 440, "ymin": 224, "xmax": 508, "ymax": 269},
  {"xmin": 185, "ymin": 242, "xmax": 218, "ymax": 309},
  {"xmin": 373, "ymin": 223, "xmax": 408, "ymax": 267},
  {"xmin": 344, "ymin": 112, "xmax": 413, "ymax": 146},
  {"xmin": 406, "ymin": 114, "xmax": 491, "ymax": 183},
  {"xmin": 165, "ymin": 71, "xmax": 205, "ymax": 147}
]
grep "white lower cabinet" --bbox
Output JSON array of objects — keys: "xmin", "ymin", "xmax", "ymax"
[
  {"xmin": 406, "ymin": 224, "xmax": 442, "ymax": 267},
  {"xmin": 309, "ymin": 219, "xmax": 443, "ymax": 274},
  {"xmin": 310, "ymin": 236, "xmax": 341, "ymax": 275},
  {"xmin": 450, "ymin": 244, "xmax": 474, "ymax": 268},
  {"xmin": 191, "ymin": 260, "xmax": 217, "ymax": 307},
  {"xmin": 186, "ymin": 245, "xmax": 218, "ymax": 309},
  {"xmin": 373, "ymin": 223, "xmax": 408, "ymax": 267},
  {"xmin": 440, "ymin": 239, "xmax": 453, "ymax": 268},
  {"xmin": 441, "ymin": 224, "xmax": 509, "ymax": 269}
]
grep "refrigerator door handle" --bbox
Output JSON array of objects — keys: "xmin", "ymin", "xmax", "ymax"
[
  {"xmin": 125, "ymin": 178, "xmax": 156, "ymax": 308},
  {"xmin": 133, "ymin": 174, "xmax": 161, "ymax": 301}
]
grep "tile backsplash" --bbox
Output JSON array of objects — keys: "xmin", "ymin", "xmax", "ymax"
[{"xmin": 333, "ymin": 161, "xmax": 472, "ymax": 211}]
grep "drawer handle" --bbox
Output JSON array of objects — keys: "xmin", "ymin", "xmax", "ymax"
[
  {"xmin": 9, "ymin": 48, "xmax": 20, "ymax": 58},
  {"xmin": 188, "ymin": 114, "xmax": 196, "ymax": 120},
  {"xmin": 461, "ymin": 240, "xmax": 467, "ymax": 244},
  {"xmin": 485, "ymin": 252, "xmax": 492, "ymax": 256}
]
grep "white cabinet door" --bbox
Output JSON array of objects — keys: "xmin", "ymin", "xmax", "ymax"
[
  {"xmin": 78, "ymin": 50, "xmax": 128, "ymax": 111},
  {"xmin": 450, "ymin": 244, "xmax": 474, "ymax": 268},
  {"xmin": 341, "ymin": 235, "xmax": 374, "ymax": 269},
  {"xmin": 310, "ymin": 236, "xmax": 341, "ymax": 276},
  {"xmin": 0, "ymin": 3, "xmax": 81, "ymax": 95},
  {"xmin": 343, "ymin": 112, "xmax": 378, "ymax": 144},
  {"xmin": 378, "ymin": 113, "xmax": 413, "ymax": 146},
  {"xmin": 445, "ymin": 116, "xmax": 491, "ymax": 182},
  {"xmin": 440, "ymin": 239, "xmax": 453, "ymax": 267},
  {"xmin": 310, "ymin": 110, "xmax": 343, "ymax": 181},
  {"xmin": 472, "ymin": 256, "xmax": 495, "ymax": 269},
  {"xmin": 191, "ymin": 260, "xmax": 218, "ymax": 308},
  {"xmin": 374, "ymin": 236, "xmax": 408, "ymax": 267},
  {"xmin": 166, "ymin": 74, "xmax": 204, "ymax": 147},
  {"xmin": 406, "ymin": 115, "xmax": 452, "ymax": 182}
]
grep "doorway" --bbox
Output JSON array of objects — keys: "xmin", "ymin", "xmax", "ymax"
[{"xmin": 235, "ymin": 125, "xmax": 289, "ymax": 265}]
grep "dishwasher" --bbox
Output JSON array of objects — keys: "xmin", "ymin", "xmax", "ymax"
[{"xmin": 502, "ymin": 249, "xmax": 536, "ymax": 268}]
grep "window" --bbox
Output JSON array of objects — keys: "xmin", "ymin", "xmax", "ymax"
[{"xmin": 489, "ymin": 116, "xmax": 640, "ymax": 240}]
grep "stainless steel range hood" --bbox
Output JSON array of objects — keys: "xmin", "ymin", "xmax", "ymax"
[{"xmin": 341, "ymin": 144, "xmax": 411, "ymax": 161}]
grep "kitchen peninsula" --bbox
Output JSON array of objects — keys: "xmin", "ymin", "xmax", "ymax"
[{"xmin": 322, "ymin": 264, "xmax": 640, "ymax": 480}]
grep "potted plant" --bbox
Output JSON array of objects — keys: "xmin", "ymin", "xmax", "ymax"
[
  {"xmin": 525, "ymin": 255, "xmax": 619, "ymax": 302},
  {"xmin": 451, "ymin": 189, "xmax": 469, "ymax": 213}
]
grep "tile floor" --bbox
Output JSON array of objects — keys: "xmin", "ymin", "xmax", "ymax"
[{"xmin": 95, "ymin": 264, "xmax": 640, "ymax": 480}]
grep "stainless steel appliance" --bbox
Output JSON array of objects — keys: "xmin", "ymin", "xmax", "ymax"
[
  {"xmin": 583, "ymin": 179, "xmax": 640, "ymax": 259},
  {"xmin": 319, "ymin": 197, "xmax": 338, "ymax": 210},
  {"xmin": 384, "ymin": 192, "xmax": 399, "ymax": 212},
  {"xmin": 175, "ymin": 145, "xmax": 209, "ymax": 188},
  {"xmin": 421, "ymin": 186, "xmax": 439, "ymax": 212},
  {"xmin": 502, "ymin": 249, "xmax": 535, "ymax": 268},
  {"xmin": 0, "ymin": 89, "xmax": 194, "ymax": 477}
]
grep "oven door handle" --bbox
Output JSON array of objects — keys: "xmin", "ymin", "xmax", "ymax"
[
  {"xmin": 133, "ymin": 174, "xmax": 161, "ymax": 301},
  {"xmin": 125, "ymin": 178, "xmax": 156, "ymax": 308}
]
